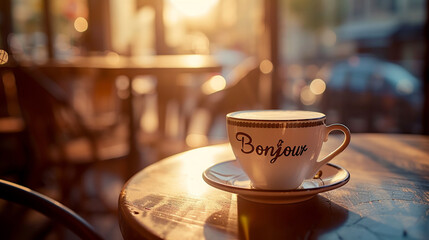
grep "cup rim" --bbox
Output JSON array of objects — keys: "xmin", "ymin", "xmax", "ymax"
[{"xmin": 226, "ymin": 110, "xmax": 326, "ymax": 122}]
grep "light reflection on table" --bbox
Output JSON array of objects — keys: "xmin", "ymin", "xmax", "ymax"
[{"xmin": 118, "ymin": 134, "xmax": 429, "ymax": 239}]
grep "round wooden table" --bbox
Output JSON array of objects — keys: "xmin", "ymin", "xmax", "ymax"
[{"xmin": 118, "ymin": 134, "xmax": 429, "ymax": 239}]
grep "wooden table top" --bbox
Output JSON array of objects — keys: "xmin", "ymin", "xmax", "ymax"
[
  {"xmin": 118, "ymin": 133, "xmax": 429, "ymax": 239},
  {"xmin": 36, "ymin": 54, "xmax": 222, "ymax": 75}
]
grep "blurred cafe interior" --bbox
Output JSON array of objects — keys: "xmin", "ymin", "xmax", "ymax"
[{"xmin": 0, "ymin": 0, "xmax": 428, "ymax": 239}]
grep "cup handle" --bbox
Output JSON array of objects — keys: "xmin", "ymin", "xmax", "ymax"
[{"xmin": 311, "ymin": 124, "xmax": 351, "ymax": 176}]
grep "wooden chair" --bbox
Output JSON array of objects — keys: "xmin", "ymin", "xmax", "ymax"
[
  {"xmin": 0, "ymin": 65, "xmax": 32, "ymax": 185},
  {"xmin": 187, "ymin": 58, "xmax": 263, "ymax": 141},
  {"xmin": 0, "ymin": 179, "xmax": 102, "ymax": 240},
  {"xmin": 12, "ymin": 63, "xmax": 130, "ymax": 211},
  {"xmin": 204, "ymin": 57, "xmax": 262, "ymax": 112}
]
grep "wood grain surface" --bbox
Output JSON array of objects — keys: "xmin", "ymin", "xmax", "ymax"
[{"xmin": 119, "ymin": 134, "xmax": 429, "ymax": 239}]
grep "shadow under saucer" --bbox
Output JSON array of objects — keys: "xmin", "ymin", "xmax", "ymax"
[{"xmin": 236, "ymin": 195, "xmax": 348, "ymax": 240}]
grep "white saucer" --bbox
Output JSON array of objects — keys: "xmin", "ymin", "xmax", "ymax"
[{"xmin": 202, "ymin": 160, "xmax": 350, "ymax": 204}]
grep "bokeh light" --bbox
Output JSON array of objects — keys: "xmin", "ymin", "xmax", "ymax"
[
  {"xmin": 259, "ymin": 59, "xmax": 273, "ymax": 74},
  {"xmin": 115, "ymin": 75, "xmax": 130, "ymax": 99},
  {"xmin": 300, "ymin": 86, "xmax": 316, "ymax": 105},
  {"xmin": 202, "ymin": 75, "xmax": 226, "ymax": 95},
  {"xmin": 0, "ymin": 50, "xmax": 9, "ymax": 65},
  {"xmin": 106, "ymin": 51, "xmax": 120, "ymax": 64},
  {"xmin": 309, "ymin": 78, "xmax": 326, "ymax": 95},
  {"xmin": 74, "ymin": 17, "xmax": 88, "ymax": 33},
  {"xmin": 132, "ymin": 76, "xmax": 156, "ymax": 94}
]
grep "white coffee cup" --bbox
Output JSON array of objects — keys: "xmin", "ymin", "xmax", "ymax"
[{"xmin": 226, "ymin": 110, "xmax": 351, "ymax": 190}]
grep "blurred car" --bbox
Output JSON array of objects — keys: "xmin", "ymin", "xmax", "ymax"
[{"xmin": 321, "ymin": 55, "xmax": 423, "ymax": 133}]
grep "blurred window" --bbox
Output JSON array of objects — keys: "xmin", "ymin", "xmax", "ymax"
[
  {"xmin": 108, "ymin": 0, "xmax": 265, "ymax": 73},
  {"xmin": 51, "ymin": 0, "xmax": 88, "ymax": 59},
  {"xmin": 278, "ymin": 0, "xmax": 426, "ymax": 133},
  {"xmin": 7, "ymin": 0, "xmax": 89, "ymax": 61},
  {"xmin": 9, "ymin": 0, "xmax": 47, "ymax": 62}
]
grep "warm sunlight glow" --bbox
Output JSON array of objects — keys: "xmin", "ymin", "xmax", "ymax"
[
  {"xmin": 0, "ymin": 50, "xmax": 8, "ymax": 65},
  {"xmin": 179, "ymin": 147, "xmax": 229, "ymax": 197},
  {"xmin": 106, "ymin": 51, "xmax": 120, "ymax": 65},
  {"xmin": 169, "ymin": 0, "xmax": 219, "ymax": 17},
  {"xmin": 140, "ymin": 95, "xmax": 158, "ymax": 133},
  {"xmin": 259, "ymin": 59, "xmax": 273, "ymax": 74},
  {"xmin": 74, "ymin": 17, "xmax": 88, "ymax": 33},
  {"xmin": 180, "ymin": 55, "xmax": 212, "ymax": 67},
  {"xmin": 309, "ymin": 78, "xmax": 326, "ymax": 95},
  {"xmin": 202, "ymin": 75, "xmax": 226, "ymax": 95},
  {"xmin": 190, "ymin": 32, "xmax": 210, "ymax": 54},
  {"xmin": 186, "ymin": 134, "xmax": 209, "ymax": 148},
  {"xmin": 187, "ymin": 109, "xmax": 210, "ymax": 146},
  {"xmin": 132, "ymin": 76, "xmax": 156, "ymax": 94},
  {"xmin": 115, "ymin": 76, "xmax": 130, "ymax": 99}
]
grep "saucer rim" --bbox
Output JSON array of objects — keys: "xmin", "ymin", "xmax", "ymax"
[{"xmin": 202, "ymin": 160, "xmax": 350, "ymax": 196}]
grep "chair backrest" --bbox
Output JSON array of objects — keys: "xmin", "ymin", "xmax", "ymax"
[
  {"xmin": 0, "ymin": 65, "xmax": 31, "ymax": 184},
  {"xmin": 225, "ymin": 58, "xmax": 262, "ymax": 109},
  {"xmin": 13, "ymin": 65, "xmax": 98, "ymax": 166},
  {"xmin": 0, "ymin": 179, "xmax": 103, "ymax": 240},
  {"xmin": 205, "ymin": 57, "xmax": 262, "ymax": 113},
  {"xmin": 0, "ymin": 66, "xmax": 21, "ymax": 118}
]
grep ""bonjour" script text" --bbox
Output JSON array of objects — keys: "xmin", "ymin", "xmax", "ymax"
[{"xmin": 235, "ymin": 132, "xmax": 308, "ymax": 163}]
